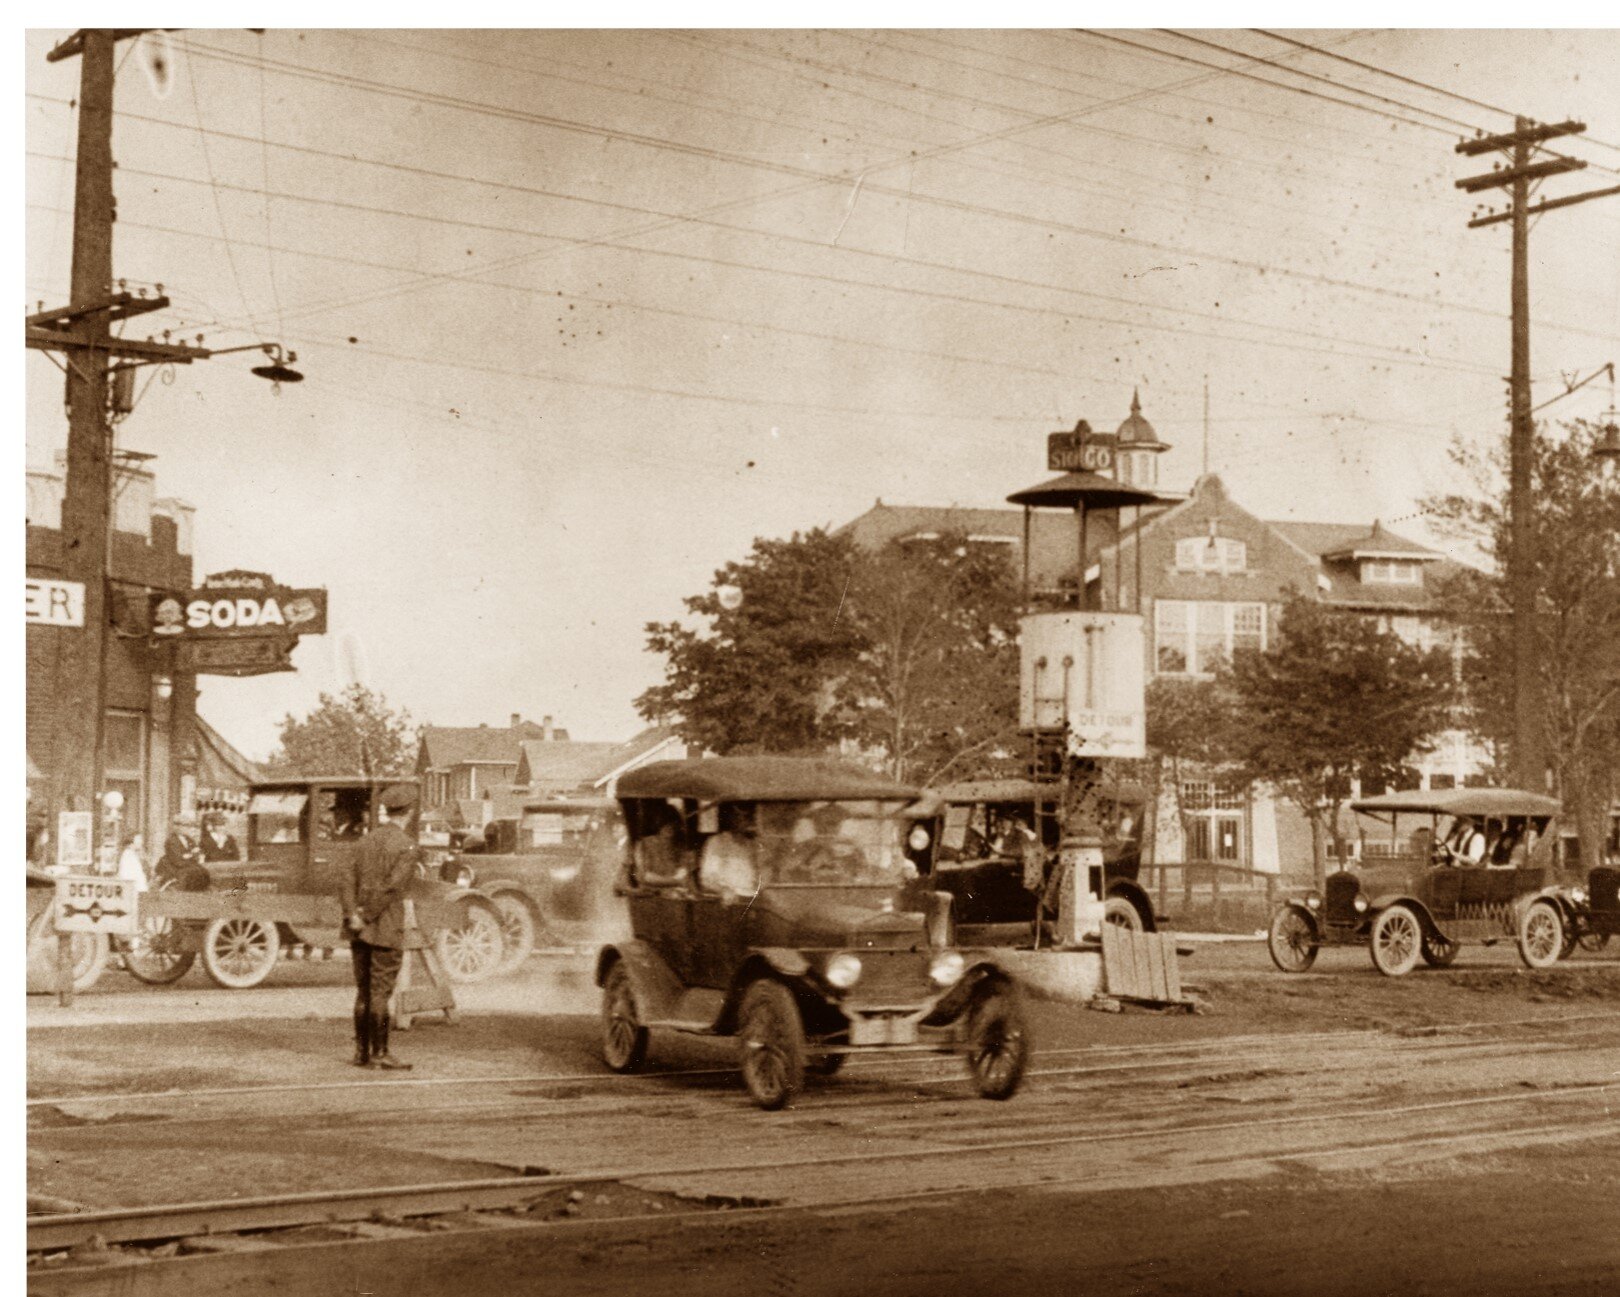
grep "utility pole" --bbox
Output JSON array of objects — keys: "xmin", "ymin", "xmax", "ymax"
[
  {"xmin": 29, "ymin": 29, "xmax": 295, "ymax": 861},
  {"xmin": 1455, "ymin": 117, "xmax": 1620, "ymax": 792}
]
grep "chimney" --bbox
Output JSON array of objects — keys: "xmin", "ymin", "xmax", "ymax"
[
  {"xmin": 543, "ymin": 715, "xmax": 554, "ymax": 741},
  {"xmin": 510, "ymin": 712, "xmax": 521, "ymax": 729}
]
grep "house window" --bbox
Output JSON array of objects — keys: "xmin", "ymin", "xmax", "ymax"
[
  {"xmin": 1116, "ymin": 453, "xmax": 1158, "ymax": 487},
  {"xmin": 1155, "ymin": 600, "xmax": 1267, "ymax": 675},
  {"xmin": 1362, "ymin": 560, "xmax": 1421, "ymax": 585},
  {"xmin": 1175, "ymin": 536, "xmax": 1246, "ymax": 574},
  {"xmin": 1180, "ymin": 780, "xmax": 1245, "ymax": 864}
]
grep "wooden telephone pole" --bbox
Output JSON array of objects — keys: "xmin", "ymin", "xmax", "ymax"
[
  {"xmin": 28, "ymin": 29, "xmax": 255, "ymax": 858},
  {"xmin": 1455, "ymin": 118, "xmax": 1620, "ymax": 792}
]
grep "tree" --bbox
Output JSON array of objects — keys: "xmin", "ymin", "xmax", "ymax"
[
  {"xmin": 635, "ymin": 529, "xmax": 864, "ymax": 755},
  {"xmin": 1221, "ymin": 597, "xmax": 1455, "ymax": 885},
  {"xmin": 267, "ymin": 684, "xmax": 417, "ymax": 779},
  {"xmin": 1425, "ymin": 418, "xmax": 1620, "ymax": 866},
  {"xmin": 841, "ymin": 534, "xmax": 1023, "ymax": 783},
  {"xmin": 636, "ymin": 529, "xmax": 1024, "ymax": 777}
]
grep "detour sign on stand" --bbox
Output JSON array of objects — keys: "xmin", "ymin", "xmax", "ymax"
[{"xmin": 54, "ymin": 875, "xmax": 138, "ymax": 936}]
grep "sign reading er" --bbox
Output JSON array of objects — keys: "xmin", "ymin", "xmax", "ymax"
[
  {"xmin": 54, "ymin": 875, "xmax": 138, "ymax": 935},
  {"xmin": 25, "ymin": 578, "xmax": 86, "ymax": 627},
  {"xmin": 151, "ymin": 585, "xmax": 327, "ymax": 640}
]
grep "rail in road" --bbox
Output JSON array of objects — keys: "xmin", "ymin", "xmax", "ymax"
[
  {"xmin": 30, "ymin": 1010, "xmax": 1620, "ymax": 1262},
  {"xmin": 29, "ymin": 1083, "xmax": 1620, "ymax": 1259}
]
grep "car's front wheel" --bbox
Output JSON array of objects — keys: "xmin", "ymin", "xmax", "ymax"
[
  {"xmin": 1369, "ymin": 906, "xmax": 1422, "ymax": 977},
  {"xmin": 1517, "ymin": 900, "xmax": 1564, "ymax": 970},
  {"xmin": 1267, "ymin": 904, "xmax": 1319, "ymax": 973},
  {"xmin": 966, "ymin": 984, "xmax": 1030, "ymax": 1101},
  {"xmin": 1421, "ymin": 932, "xmax": 1459, "ymax": 968},
  {"xmin": 600, "ymin": 961, "xmax": 649, "ymax": 1073},
  {"xmin": 738, "ymin": 979, "xmax": 805, "ymax": 1111},
  {"xmin": 490, "ymin": 893, "xmax": 537, "ymax": 974}
]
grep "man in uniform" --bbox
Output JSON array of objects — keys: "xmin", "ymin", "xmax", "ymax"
[{"xmin": 339, "ymin": 785, "xmax": 422, "ymax": 1070}]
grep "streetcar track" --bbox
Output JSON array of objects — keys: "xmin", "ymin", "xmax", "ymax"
[
  {"xmin": 29, "ymin": 1010, "xmax": 1620, "ymax": 1110},
  {"xmin": 28, "ymin": 1084, "xmax": 1619, "ymax": 1255}
]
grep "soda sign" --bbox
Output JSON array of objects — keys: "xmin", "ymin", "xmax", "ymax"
[{"xmin": 151, "ymin": 585, "xmax": 326, "ymax": 640}]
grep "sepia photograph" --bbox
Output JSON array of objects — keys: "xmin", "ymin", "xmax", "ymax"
[{"xmin": 19, "ymin": 15, "xmax": 1620, "ymax": 1296}]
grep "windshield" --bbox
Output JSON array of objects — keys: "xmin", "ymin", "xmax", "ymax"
[{"xmin": 754, "ymin": 800, "xmax": 912, "ymax": 886}]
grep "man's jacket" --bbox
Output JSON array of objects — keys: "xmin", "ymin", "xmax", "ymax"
[{"xmin": 339, "ymin": 821, "xmax": 423, "ymax": 949}]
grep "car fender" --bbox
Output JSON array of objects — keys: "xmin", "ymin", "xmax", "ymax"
[
  {"xmin": 1366, "ymin": 894, "xmax": 1439, "ymax": 934},
  {"xmin": 1105, "ymin": 879, "xmax": 1157, "ymax": 931},
  {"xmin": 1514, "ymin": 888, "xmax": 1574, "ymax": 926},
  {"xmin": 479, "ymin": 879, "xmax": 544, "ymax": 920},
  {"xmin": 1270, "ymin": 899, "xmax": 1323, "ymax": 938},
  {"xmin": 926, "ymin": 953, "xmax": 1017, "ymax": 1023},
  {"xmin": 595, "ymin": 940, "xmax": 687, "ymax": 1021}
]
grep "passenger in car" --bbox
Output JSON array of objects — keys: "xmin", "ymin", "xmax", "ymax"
[{"xmin": 699, "ymin": 804, "xmax": 759, "ymax": 898}]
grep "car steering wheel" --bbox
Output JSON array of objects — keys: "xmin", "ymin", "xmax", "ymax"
[{"xmin": 797, "ymin": 839, "xmax": 861, "ymax": 879}]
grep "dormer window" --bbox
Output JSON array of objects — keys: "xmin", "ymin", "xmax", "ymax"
[
  {"xmin": 1362, "ymin": 560, "xmax": 1421, "ymax": 585},
  {"xmin": 1176, "ymin": 536, "xmax": 1246, "ymax": 575}
]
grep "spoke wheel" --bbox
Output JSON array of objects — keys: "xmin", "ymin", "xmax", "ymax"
[
  {"xmin": 1267, "ymin": 905, "xmax": 1320, "ymax": 973},
  {"xmin": 966, "ymin": 985, "xmax": 1030, "ymax": 1101},
  {"xmin": 436, "ymin": 897, "xmax": 505, "ymax": 984},
  {"xmin": 1420, "ymin": 933, "xmax": 1460, "ymax": 968},
  {"xmin": 600, "ymin": 962, "xmax": 649, "ymax": 1073},
  {"xmin": 738, "ymin": 980, "xmax": 805, "ymax": 1111},
  {"xmin": 200, "ymin": 917, "xmax": 281, "ymax": 989},
  {"xmin": 1369, "ymin": 906, "xmax": 1422, "ymax": 977},
  {"xmin": 1517, "ymin": 901, "xmax": 1563, "ymax": 970},
  {"xmin": 490, "ymin": 893, "xmax": 537, "ymax": 975},
  {"xmin": 1577, "ymin": 931, "xmax": 1612, "ymax": 953}
]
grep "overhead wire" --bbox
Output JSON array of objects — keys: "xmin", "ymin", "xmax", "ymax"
[{"xmin": 158, "ymin": 38, "xmax": 1605, "ymax": 349}]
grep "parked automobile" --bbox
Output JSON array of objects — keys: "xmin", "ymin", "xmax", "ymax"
[
  {"xmin": 124, "ymin": 778, "xmax": 505, "ymax": 989},
  {"xmin": 1266, "ymin": 788, "xmax": 1576, "ymax": 977},
  {"xmin": 442, "ymin": 796, "xmax": 627, "ymax": 972},
  {"xmin": 910, "ymin": 779, "xmax": 1156, "ymax": 945},
  {"xmin": 1562, "ymin": 806, "xmax": 1620, "ymax": 953},
  {"xmin": 596, "ymin": 757, "xmax": 1032, "ymax": 1110}
]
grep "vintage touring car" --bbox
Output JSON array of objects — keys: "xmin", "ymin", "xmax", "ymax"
[
  {"xmin": 912, "ymin": 779, "xmax": 1156, "ymax": 945},
  {"xmin": 595, "ymin": 757, "xmax": 1032, "ymax": 1110},
  {"xmin": 1266, "ymin": 788, "xmax": 1577, "ymax": 977}
]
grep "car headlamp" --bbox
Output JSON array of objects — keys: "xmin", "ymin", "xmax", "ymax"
[
  {"xmin": 825, "ymin": 952, "xmax": 863, "ymax": 989},
  {"xmin": 1570, "ymin": 886, "xmax": 1588, "ymax": 905},
  {"xmin": 929, "ymin": 950, "xmax": 966, "ymax": 987},
  {"xmin": 908, "ymin": 825, "xmax": 931, "ymax": 852},
  {"xmin": 1305, "ymin": 894, "xmax": 1321, "ymax": 910},
  {"xmin": 1353, "ymin": 896, "xmax": 1369, "ymax": 913}
]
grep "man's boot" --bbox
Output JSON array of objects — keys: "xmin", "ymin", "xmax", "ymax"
[
  {"xmin": 351, "ymin": 1007, "xmax": 372, "ymax": 1067},
  {"xmin": 370, "ymin": 1012, "xmax": 412, "ymax": 1070}
]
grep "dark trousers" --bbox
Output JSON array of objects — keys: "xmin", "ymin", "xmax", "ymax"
[{"xmin": 351, "ymin": 940, "xmax": 404, "ymax": 1023}]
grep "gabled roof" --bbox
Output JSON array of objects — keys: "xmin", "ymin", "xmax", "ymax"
[
  {"xmin": 418, "ymin": 721, "xmax": 560, "ymax": 769},
  {"xmin": 1274, "ymin": 520, "xmax": 1442, "ymax": 563},
  {"xmin": 516, "ymin": 740, "xmax": 622, "ymax": 787}
]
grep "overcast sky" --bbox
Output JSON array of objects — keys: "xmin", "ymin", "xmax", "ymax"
[{"xmin": 22, "ymin": 24, "xmax": 1620, "ymax": 761}]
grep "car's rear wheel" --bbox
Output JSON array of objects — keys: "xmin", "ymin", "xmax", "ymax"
[
  {"xmin": 1267, "ymin": 904, "xmax": 1319, "ymax": 973},
  {"xmin": 1517, "ymin": 900, "xmax": 1564, "ymax": 969},
  {"xmin": 200, "ymin": 917, "xmax": 281, "ymax": 989},
  {"xmin": 807, "ymin": 1053, "xmax": 846, "ymax": 1078},
  {"xmin": 1420, "ymin": 932, "xmax": 1459, "ymax": 968},
  {"xmin": 490, "ymin": 893, "xmax": 537, "ymax": 974},
  {"xmin": 600, "ymin": 962, "xmax": 648, "ymax": 1073},
  {"xmin": 738, "ymin": 980, "xmax": 805, "ymax": 1111},
  {"xmin": 1369, "ymin": 906, "xmax": 1421, "ymax": 977},
  {"xmin": 966, "ymin": 984, "xmax": 1030, "ymax": 1101},
  {"xmin": 1577, "ymin": 931, "xmax": 1611, "ymax": 953}
]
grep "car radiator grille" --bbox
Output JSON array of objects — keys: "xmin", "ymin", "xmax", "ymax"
[
  {"xmin": 844, "ymin": 949, "xmax": 930, "ymax": 1008},
  {"xmin": 1324, "ymin": 873, "xmax": 1361, "ymax": 923}
]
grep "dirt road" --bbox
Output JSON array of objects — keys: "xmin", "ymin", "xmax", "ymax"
[{"xmin": 27, "ymin": 946, "xmax": 1620, "ymax": 1296}]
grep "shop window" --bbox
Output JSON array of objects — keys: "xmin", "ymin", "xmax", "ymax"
[{"xmin": 103, "ymin": 709, "xmax": 145, "ymax": 832}]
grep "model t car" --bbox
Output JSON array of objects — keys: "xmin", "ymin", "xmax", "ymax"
[
  {"xmin": 595, "ymin": 757, "xmax": 1032, "ymax": 1110},
  {"xmin": 442, "ymin": 795, "xmax": 627, "ymax": 971},
  {"xmin": 910, "ymin": 779, "xmax": 1157, "ymax": 944},
  {"xmin": 1266, "ymin": 788, "xmax": 1576, "ymax": 977},
  {"xmin": 125, "ymin": 778, "xmax": 505, "ymax": 989},
  {"xmin": 1562, "ymin": 805, "xmax": 1620, "ymax": 953}
]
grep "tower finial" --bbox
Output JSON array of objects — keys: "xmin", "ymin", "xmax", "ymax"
[{"xmin": 1130, "ymin": 387, "xmax": 1142, "ymax": 416}]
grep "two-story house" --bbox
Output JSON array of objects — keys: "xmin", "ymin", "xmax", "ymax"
[{"xmin": 415, "ymin": 714, "xmax": 567, "ymax": 829}]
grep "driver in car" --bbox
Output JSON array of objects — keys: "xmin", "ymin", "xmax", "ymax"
[
  {"xmin": 699, "ymin": 804, "xmax": 759, "ymax": 897},
  {"xmin": 788, "ymin": 802, "xmax": 859, "ymax": 880}
]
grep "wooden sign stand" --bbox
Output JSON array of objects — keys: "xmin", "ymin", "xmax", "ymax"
[{"xmin": 388, "ymin": 903, "xmax": 457, "ymax": 1030}]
